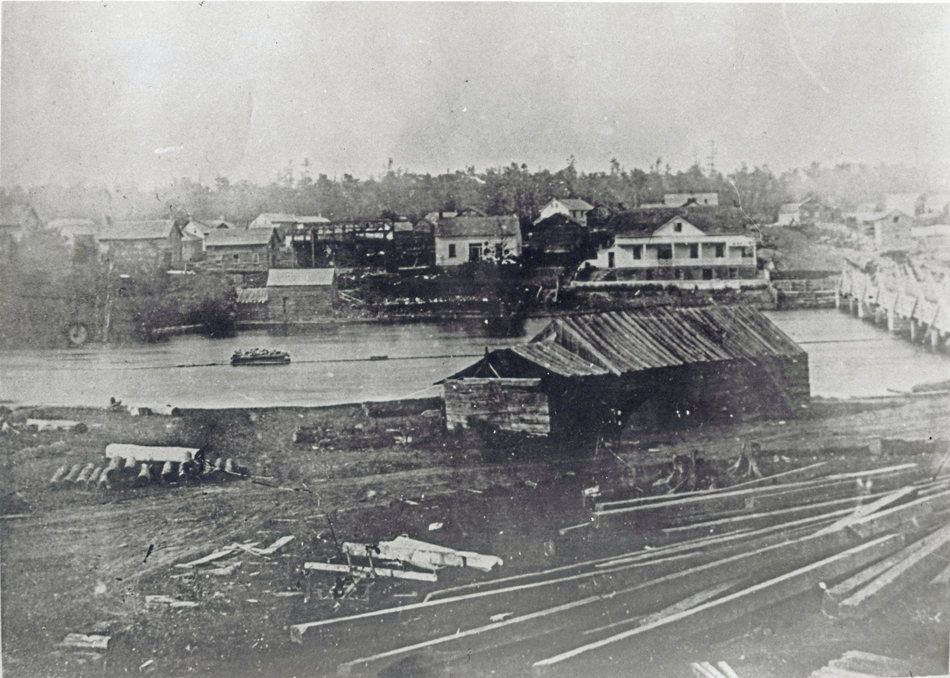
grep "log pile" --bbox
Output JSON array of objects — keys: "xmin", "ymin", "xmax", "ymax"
[
  {"xmin": 49, "ymin": 453, "xmax": 248, "ymax": 491},
  {"xmin": 287, "ymin": 459, "xmax": 950, "ymax": 677}
]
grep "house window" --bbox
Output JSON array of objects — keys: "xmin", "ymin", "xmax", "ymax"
[
  {"xmin": 729, "ymin": 268, "xmax": 739, "ymax": 279},
  {"xmin": 608, "ymin": 251, "xmax": 615, "ymax": 268},
  {"xmin": 468, "ymin": 243, "xmax": 481, "ymax": 262},
  {"xmin": 233, "ymin": 253, "xmax": 240, "ymax": 262},
  {"xmin": 715, "ymin": 244, "xmax": 725, "ymax": 258},
  {"xmin": 252, "ymin": 253, "xmax": 260, "ymax": 264},
  {"xmin": 657, "ymin": 245, "xmax": 673, "ymax": 260},
  {"xmin": 448, "ymin": 244, "xmax": 456, "ymax": 258},
  {"xmin": 689, "ymin": 244, "xmax": 699, "ymax": 259},
  {"xmin": 674, "ymin": 222, "xmax": 682, "ymax": 233},
  {"xmin": 632, "ymin": 245, "xmax": 642, "ymax": 260},
  {"xmin": 740, "ymin": 247, "xmax": 752, "ymax": 258},
  {"xmin": 702, "ymin": 268, "xmax": 713, "ymax": 280}
]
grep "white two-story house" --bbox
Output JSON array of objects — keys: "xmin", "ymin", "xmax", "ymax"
[
  {"xmin": 534, "ymin": 198, "xmax": 594, "ymax": 227},
  {"xmin": 589, "ymin": 214, "xmax": 757, "ymax": 281}
]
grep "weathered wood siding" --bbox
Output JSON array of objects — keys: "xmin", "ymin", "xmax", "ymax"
[{"xmin": 443, "ymin": 378, "xmax": 550, "ymax": 436}]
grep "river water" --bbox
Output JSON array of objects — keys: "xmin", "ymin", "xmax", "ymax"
[{"xmin": 2, "ymin": 310, "xmax": 950, "ymax": 409}]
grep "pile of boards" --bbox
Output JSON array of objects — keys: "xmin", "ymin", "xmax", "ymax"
[
  {"xmin": 49, "ymin": 443, "xmax": 247, "ymax": 491},
  {"xmin": 288, "ymin": 459, "xmax": 950, "ymax": 677}
]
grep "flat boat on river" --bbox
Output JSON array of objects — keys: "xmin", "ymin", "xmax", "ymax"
[{"xmin": 230, "ymin": 349, "xmax": 291, "ymax": 366}]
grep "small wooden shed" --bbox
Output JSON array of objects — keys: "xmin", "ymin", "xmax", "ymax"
[{"xmin": 443, "ymin": 306, "xmax": 809, "ymax": 447}]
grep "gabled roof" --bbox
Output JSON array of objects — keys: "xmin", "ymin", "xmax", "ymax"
[
  {"xmin": 448, "ymin": 306, "xmax": 805, "ymax": 380},
  {"xmin": 205, "ymin": 228, "xmax": 277, "ymax": 247},
  {"xmin": 530, "ymin": 213, "xmax": 585, "ymax": 230},
  {"xmin": 608, "ymin": 207, "xmax": 750, "ymax": 237},
  {"xmin": 553, "ymin": 198, "xmax": 594, "ymax": 211},
  {"xmin": 97, "ymin": 220, "xmax": 176, "ymax": 241},
  {"xmin": 253, "ymin": 213, "xmax": 297, "ymax": 225},
  {"xmin": 435, "ymin": 215, "xmax": 520, "ymax": 238},
  {"xmin": 424, "ymin": 211, "xmax": 458, "ymax": 223},
  {"xmin": 266, "ymin": 268, "xmax": 335, "ymax": 287},
  {"xmin": 49, "ymin": 219, "xmax": 97, "ymax": 240},
  {"xmin": 295, "ymin": 215, "xmax": 331, "ymax": 224}
]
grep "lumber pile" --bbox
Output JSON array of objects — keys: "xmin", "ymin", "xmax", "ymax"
[
  {"xmin": 285, "ymin": 459, "xmax": 950, "ymax": 677},
  {"xmin": 50, "ymin": 445, "xmax": 248, "ymax": 491}
]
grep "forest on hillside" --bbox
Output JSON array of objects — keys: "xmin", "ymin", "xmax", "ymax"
[{"xmin": 2, "ymin": 160, "xmax": 945, "ymax": 227}]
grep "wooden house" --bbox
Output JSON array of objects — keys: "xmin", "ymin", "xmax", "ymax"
[
  {"xmin": 434, "ymin": 214, "xmax": 521, "ymax": 267},
  {"xmin": 523, "ymin": 213, "xmax": 590, "ymax": 266},
  {"xmin": 444, "ymin": 306, "xmax": 808, "ymax": 448},
  {"xmin": 535, "ymin": 198, "xmax": 594, "ymax": 227},
  {"xmin": 590, "ymin": 209, "xmax": 757, "ymax": 281},
  {"xmin": 265, "ymin": 268, "xmax": 336, "ymax": 320},
  {"xmin": 203, "ymin": 228, "xmax": 279, "ymax": 272},
  {"xmin": 96, "ymin": 220, "xmax": 184, "ymax": 272}
]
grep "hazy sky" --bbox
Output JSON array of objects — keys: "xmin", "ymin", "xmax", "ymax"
[{"xmin": 2, "ymin": 3, "xmax": 948, "ymax": 189}]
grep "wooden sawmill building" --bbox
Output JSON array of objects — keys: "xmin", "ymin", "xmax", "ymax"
[{"xmin": 443, "ymin": 305, "xmax": 809, "ymax": 448}]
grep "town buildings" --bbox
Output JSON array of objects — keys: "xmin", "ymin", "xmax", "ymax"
[
  {"xmin": 588, "ymin": 210, "xmax": 757, "ymax": 281},
  {"xmin": 203, "ymin": 228, "xmax": 280, "ymax": 273},
  {"xmin": 535, "ymin": 198, "xmax": 594, "ymax": 227},
  {"xmin": 264, "ymin": 268, "xmax": 337, "ymax": 320},
  {"xmin": 444, "ymin": 306, "xmax": 809, "ymax": 446},
  {"xmin": 434, "ymin": 213, "xmax": 522, "ymax": 267},
  {"xmin": 96, "ymin": 220, "xmax": 184, "ymax": 272}
]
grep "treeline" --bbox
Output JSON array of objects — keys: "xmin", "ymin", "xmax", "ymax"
[{"xmin": 2, "ymin": 160, "xmax": 945, "ymax": 228}]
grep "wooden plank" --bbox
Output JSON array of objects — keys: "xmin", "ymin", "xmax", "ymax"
[
  {"xmin": 595, "ymin": 462, "xmax": 831, "ymax": 512},
  {"xmin": 292, "ymin": 512, "xmax": 840, "ymax": 643},
  {"xmin": 813, "ymin": 487, "xmax": 919, "ymax": 536},
  {"xmin": 594, "ymin": 464, "xmax": 919, "ymax": 518},
  {"xmin": 929, "ymin": 561, "xmax": 950, "ymax": 590},
  {"xmin": 336, "ymin": 594, "xmax": 606, "ymax": 676},
  {"xmin": 836, "ymin": 522, "xmax": 950, "ymax": 618},
  {"xmin": 660, "ymin": 495, "xmax": 883, "ymax": 541},
  {"xmin": 531, "ymin": 535, "xmax": 903, "ymax": 674},
  {"xmin": 174, "ymin": 547, "xmax": 241, "ymax": 569},
  {"xmin": 302, "ymin": 562, "xmax": 437, "ymax": 582},
  {"xmin": 827, "ymin": 650, "xmax": 912, "ymax": 677},
  {"xmin": 822, "ymin": 519, "xmax": 950, "ymax": 614},
  {"xmin": 845, "ymin": 488, "xmax": 950, "ymax": 539},
  {"xmin": 582, "ymin": 579, "xmax": 743, "ymax": 636},
  {"xmin": 335, "ymin": 518, "xmax": 870, "ymax": 675}
]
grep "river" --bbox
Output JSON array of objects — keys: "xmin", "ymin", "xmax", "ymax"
[{"xmin": 2, "ymin": 310, "xmax": 950, "ymax": 409}]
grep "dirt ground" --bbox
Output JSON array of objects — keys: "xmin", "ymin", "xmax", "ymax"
[{"xmin": 2, "ymin": 394, "xmax": 949, "ymax": 678}]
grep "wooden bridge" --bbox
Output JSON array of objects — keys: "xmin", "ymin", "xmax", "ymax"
[{"xmin": 836, "ymin": 258, "xmax": 950, "ymax": 352}]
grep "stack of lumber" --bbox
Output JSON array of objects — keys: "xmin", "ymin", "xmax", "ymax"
[
  {"xmin": 286, "ymin": 460, "xmax": 950, "ymax": 677},
  {"xmin": 809, "ymin": 650, "xmax": 934, "ymax": 678}
]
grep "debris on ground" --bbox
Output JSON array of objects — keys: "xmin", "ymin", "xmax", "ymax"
[
  {"xmin": 343, "ymin": 535, "xmax": 503, "ymax": 572},
  {"xmin": 58, "ymin": 633, "xmax": 110, "ymax": 650},
  {"xmin": 809, "ymin": 650, "xmax": 914, "ymax": 678}
]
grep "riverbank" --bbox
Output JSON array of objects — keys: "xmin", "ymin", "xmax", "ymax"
[{"xmin": 2, "ymin": 392, "xmax": 948, "ymax": 677}]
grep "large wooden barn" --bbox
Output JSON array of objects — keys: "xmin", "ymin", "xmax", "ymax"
[{"xmin": 443, "ymin": 306, "xmax": 809, "ymax": 447}]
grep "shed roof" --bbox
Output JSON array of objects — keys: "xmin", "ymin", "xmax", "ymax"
[
  {"xmin": 266, "ymin": 268, "xmax": 335, "ymax": 287},
  {"xmin": 435, "ymin": 215, "xmax": 520, "ymax": 238},
  {"xmin": 205, "ymin": 228, "xmax": 276, "ymax": 247},
  {"xmin": 97, "ymin": 220, "xmax": 176, "ymax": 241},
  {"xmin": 448, "ymin": 306, "xmax": 805, "ymax": 380}
]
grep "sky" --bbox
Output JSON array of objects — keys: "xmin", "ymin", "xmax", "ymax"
[{"xmin": 2, "ymin": 3, "xmax": 949, "ymax": 189}]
